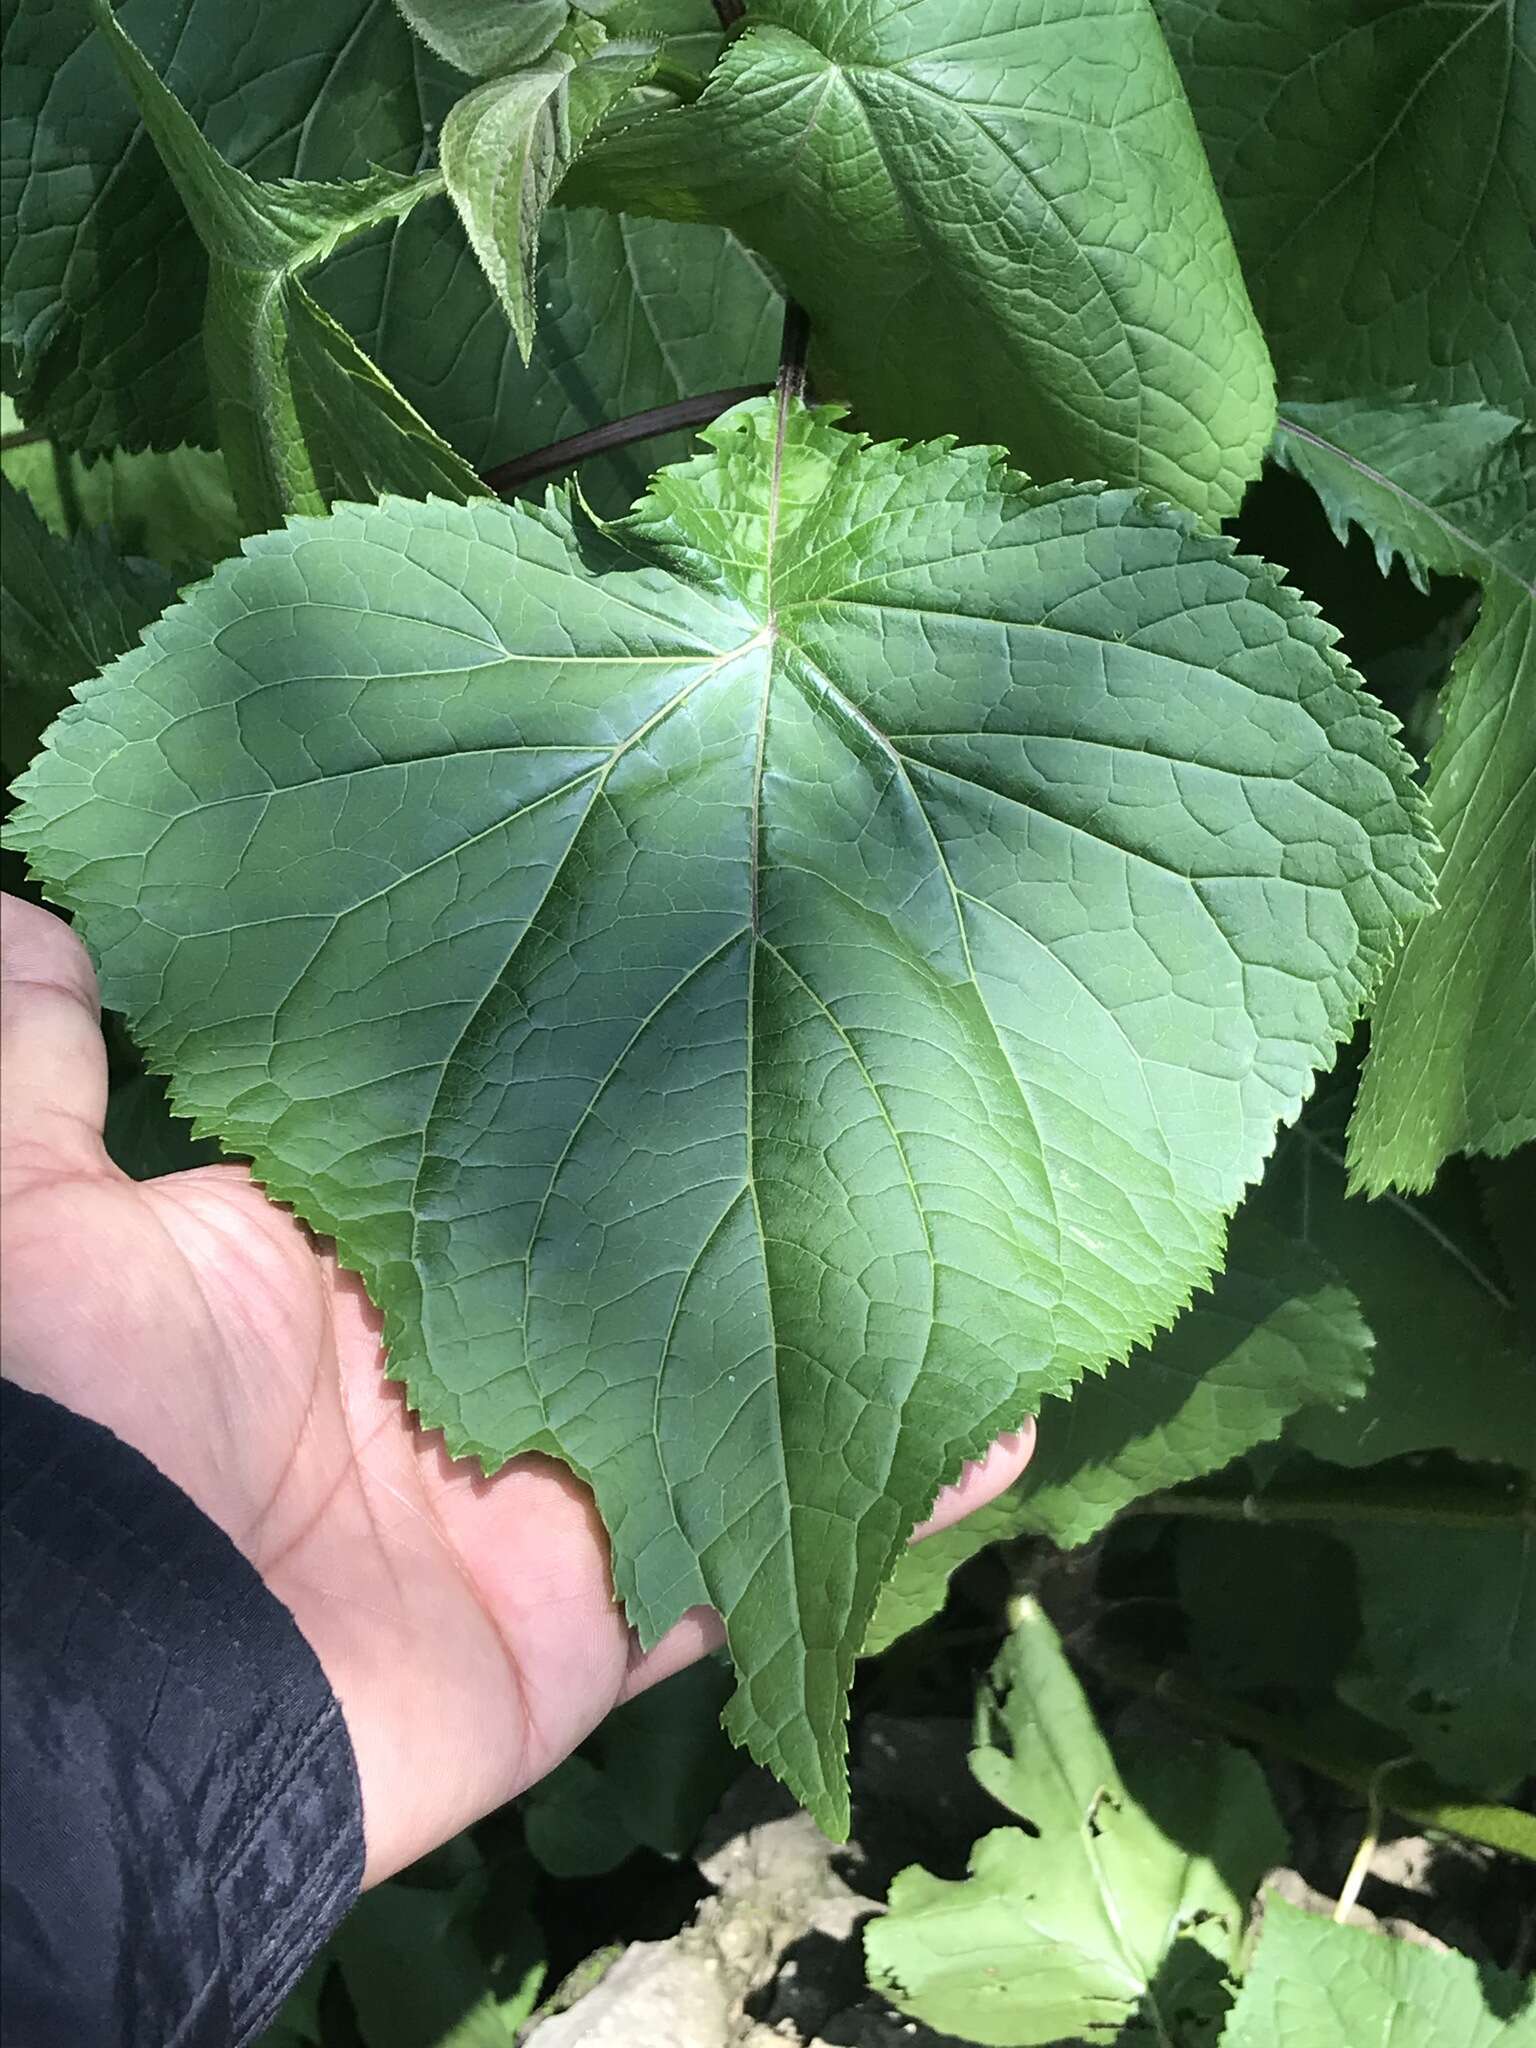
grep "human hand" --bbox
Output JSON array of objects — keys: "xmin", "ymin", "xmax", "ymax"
[{"xmin": 0, "ymin": 893, "xmax": 1035, "ymax": 1884}]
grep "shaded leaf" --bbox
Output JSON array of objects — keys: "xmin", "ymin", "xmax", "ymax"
[
  {"xmin": 82, "ymin": 0, "xmax": 481, "ymax": 527},
  {"xmin": 1273, "ymin": 402, "xmax": 1536, "ymax": 1187},
  {"xmin": 1337, "ymin": 1512, "xmax": 1536, "ymax": 1796},
  {"xmin": 864, "ymin": 1200, "xmax": 1373, "ymax": 1651},
  {"xmin": 1178, "ymin": 1522, "xmax": 1361, "ymax": 1697},
  {"xmin": 1220, "ymin": 1894, "xmax": 1536, "ymax": 2047},
  {"xmin": 866, "ymin": 1598, "xmax": 1284, "ymax": 2046},
  {"xmin": 2, "ymin": 0, "xmax": 439, "ymax": 453},
  {"xmin": 6, "ymin": 398, "xmax": 1432, "ymax": 1828},
  {"xmin": 566, "ymin": 0, "xmax": 1276, "ymax": 520},
  {"xmin": 104, "ymin": 1073, "xmax": 223, "ymax": 1181},
  {"xmin": 335, "ymin": 1866, "xmax": 544, "ymax": 2048},
  {"xmin": 3, "ymin": 0, "xmax": 779, "ymax": 500},
  {"xmin": 863, "ymin": 1498, "xmax": 1023, "ymax": 1661},
  {"xmin": 522, "ymin": 1659, "xmax": 736, "ymax": 1874},
  {"xmin": 0, "ymin": 428, "xmax": 242, "ymax": 577},
  {"xmin": 1157, "ymin": 0, "xmax": 1536, "ymax": 411},
  {"xmin": 0, "ymin": 479, "xmax": 174, "ymax": 779},
  {"xmin": 1012, "ymin": 1208, "xmax": 1373, "ymax": 1547},
  {"xmin": 1267, "ymin": 1113, "xmax": 1536, "ymax": 1474}
]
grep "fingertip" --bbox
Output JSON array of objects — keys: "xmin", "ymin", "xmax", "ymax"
[{"xmin": 911, "ymin": 1417, "xmax": 1037, "ymax": 1543}]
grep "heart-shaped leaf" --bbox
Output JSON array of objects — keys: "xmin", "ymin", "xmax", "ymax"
[{"xmin": 6, "ymin": 399, "xmax": 1432, "ymax": 1826}]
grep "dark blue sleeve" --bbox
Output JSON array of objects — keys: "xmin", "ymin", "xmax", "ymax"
[{"xmin": 1, "ymin": 1379, "xmax": 365, "ymax": 2047}]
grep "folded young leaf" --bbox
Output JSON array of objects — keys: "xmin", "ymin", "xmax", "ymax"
[
  {"xmin": 439, "ymin": 37, "xmax": 657, "ymax": 359},
  {"xmin": 1273, "ymin": 402, "xmax": 1536, "ymax": 1188},
  {"xmin": 564, "ymin": 0, "xmax": 1276, "ymax": 521},
  {"xmin": 1220, "ymin": 1895, "xmax": 1532, "ymax": 2048},
  {"xmin": 392, "ymin": 0, "xmax": 579, "ymax": 77},
  {"xmin": 0, "ymin": 480, "xmax": 175, "ymax": 781},
  {"xmin": 6, "ymin": 399, "xmax": 1432, "ymax": 1829},
  {"xmin": 1157, "ymin": 0, "xmax": 1536, "ymax": 412},
  {"xmin": 867, "ymin": 1600, "xmax": 1284, "ymax": 2046},
  {"xmin": 82, "ymin": 0, "xmax": 482, "ymax": 528}
]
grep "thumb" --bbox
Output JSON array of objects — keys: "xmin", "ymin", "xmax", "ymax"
[{"xmin": 1, "ymin": 893, "xmax": 111, "ymax": 1184}]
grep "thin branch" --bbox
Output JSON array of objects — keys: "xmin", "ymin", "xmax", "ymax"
[
  {"xmin": 0, "ymin": 428, "xmax": 49, "ymax": 454},
  {"xmin": 1125, "ymin": 1474, "xmax": 1534, "ymax": 1532},
  {"xmin": 481, "ymin": 385, "xmax": 771, "ymax": 497},
  {"xmin": 1080, "ymin": 1635, "xmax": 1536, "ymax": 1865}
]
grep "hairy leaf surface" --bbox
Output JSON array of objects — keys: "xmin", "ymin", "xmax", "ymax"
[
  {"xmin": 6, "ymin": 399, "xmax": 1432, "ymax": 1825},
  {"xmin": 1157, "ymin": 0, "xmax": 1536, "ymax": 411},
  {"xmin": 566, "ymin": 0, "xmax": 1275, "ymax": 520},
  {"xmin": 1221, "ymin": 1896, "xmax": 1536, "ymax": 2048},
  {"xmin": 437, "ymin": 30, "xmax": 656, "ymax": 359},
  {"xmin": 1274, "ymin": 402, "xmax": 1536, "ymax": 1187},
  {"xmin": 867, "ymin": 1600, "xmax": 1282, "ymax": 2045}
]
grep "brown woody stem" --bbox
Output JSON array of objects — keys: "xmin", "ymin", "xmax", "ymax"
[{"xmin": 481, "ymin": 385, "xmax": 772, "ymax": 497}]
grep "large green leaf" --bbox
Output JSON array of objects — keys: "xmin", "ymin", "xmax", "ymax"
[
  {"xmin": 6, "ymin": 399, "xmax": 1432, "ymax": 1827},
  {"xmin": 521, "ymin": 1659, "xmax": 736, "ymax": 1874},
  {"xmin": 334, "ymin": 1863, "xmax": 545, "ymax": 2048},
  {"xmin": 0, "ymin": 478, "xmax": 175, "ymax": 780},
  {"xmin": 1266, "ymin": 1107, "xmax": 1536, "ymax": 1475},
  {"xmin": 1272, "ymin": 401, "xmax": 1536, "ymax": 1189},
  {"xmin": 2, "ymin": 0, "xmax": 779, "ymax": 485},
  {"xmin": 1220, "ymin": 1895, "xmax": 1536, "ymax": 2048},
  {"xmin": 565, "ymin": 0, "xmax": 1275, "ymax": 521},
  {"xmin": 1337, "ymin": 1516, "xmax": 1536, "ymax": 1796},
  {"xmin": 1156, "ymin": 1, "xmax": 1536, "ymax": 412},
  {"xmin": 81, "ymin": 0, "xmax": 481, "ymax": 528},
  {"xmin": 866, "ymin": 1599, "xmax": 1284, "ymax": 2046}
]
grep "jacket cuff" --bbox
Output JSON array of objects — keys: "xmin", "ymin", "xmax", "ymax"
[{"xmin": 1, "ymin": 1379, "xmax": 365, "ymax": 2046}]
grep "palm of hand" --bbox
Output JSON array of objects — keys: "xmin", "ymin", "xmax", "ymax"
[{"xmin": 1, "ymin": 895, "xmax": 1032, "ymax": 1883}]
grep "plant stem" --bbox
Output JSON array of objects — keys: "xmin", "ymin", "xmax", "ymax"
[
  {"xmin": 1080, "ymin": 1636, "xmax": 1536, "ymax": 1864},
  {"xmin": 776, "ymin": 299, "xmax": 811, "ymax": 404},
  {"xmin": 1126, "ymin": 1475, "xmax": 1534, "ymax": 1532},
  {"xmin": 1, "ymin": 427, "xmax": 49, "ymax": 454},
  {"xmin": 711, "ymin": 0, "xmax": 746, "ymax": 26},
  {"xmin": 481, "ymin": 385, "xmax": 772, "ymax": 496},
  {"xmin": 49, "ymin": 441, "xmax": 83, "ymax": 536},
  {"xmin": 650, "ymin": 58, "xmax": 708, "ymax": 102}
]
